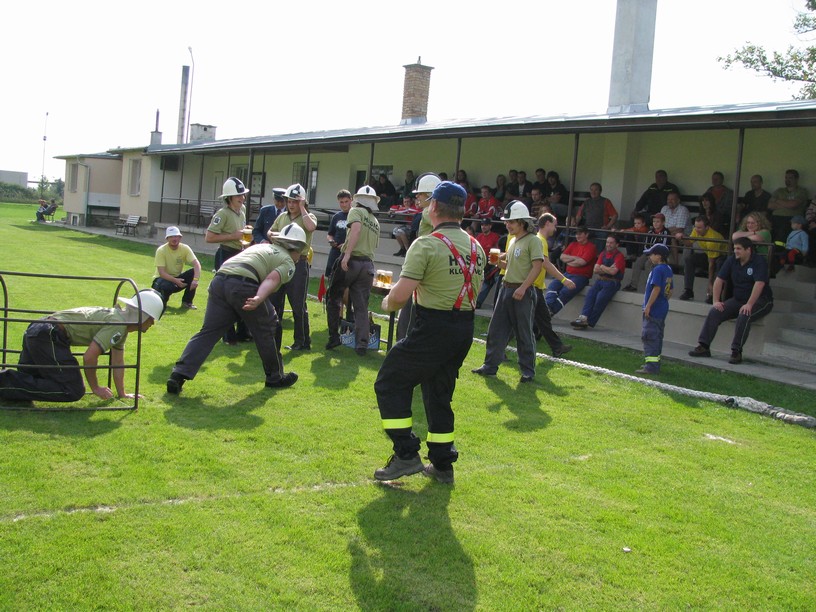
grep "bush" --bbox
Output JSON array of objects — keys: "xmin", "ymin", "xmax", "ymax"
[{"xmin": 0, "ymin": 181, "xmax": 38, "ymax": 203}]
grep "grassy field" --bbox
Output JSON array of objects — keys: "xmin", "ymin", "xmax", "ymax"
[{"xmin": 1, "ymin": 202, "xmax": 815, "ymax": 609}]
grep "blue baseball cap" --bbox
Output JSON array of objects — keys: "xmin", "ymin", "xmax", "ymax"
[
  {"xmin": 643, "ymin": 243, "xmax": 669, "ymax": 258},
  {"xmin": 428, "ymin": 181, "xmax": 467, "ymax": 205}
]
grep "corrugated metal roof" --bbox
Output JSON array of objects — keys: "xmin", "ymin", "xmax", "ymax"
[
  {"xmin": 143, "ymin": 99, "xmax": 816, "ymax": 156},
  {"xmin": 57, "ymin": 99, "xmax": 816, "ymax": 159}
]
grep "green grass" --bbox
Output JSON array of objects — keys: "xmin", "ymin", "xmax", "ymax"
[{"xmin": 1, "ymin": 202, "xmax": 815, "ymax": 609}]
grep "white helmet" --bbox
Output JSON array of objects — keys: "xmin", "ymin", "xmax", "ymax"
[
  {"xmin": 413, "ymin": 172, "xmax": 441, "ymax": 195},
  {"xmin": 353, "ymin": 185, "xmax": 380, "ymax": 206},
  {"xmin": 285, "ymin": 183, "xmax": 307, "ymax": 200},
  {"xmin": 500, "ymin": 200, "xmax": 534, "ymax": 222},
  {"xmin": 118, "ymin": 289, "xmax": 164, "ymax": 323},
  {"xmin": 270, "ymin": 223, "xmax": 307, "ymax": 251},
  {"xmin": 219, "ymin": 177, "xmax": 250, "ymax": 199}
]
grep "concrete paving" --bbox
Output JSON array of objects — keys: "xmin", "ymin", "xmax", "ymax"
[{"xmin": 51, "ymin": 221, "xmax": 816, "ymax": 392}]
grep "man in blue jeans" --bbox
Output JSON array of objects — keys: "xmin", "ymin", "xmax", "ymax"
[
  {"xmin": 546, "ymin": 227, "xmax": 597, "ymax": 315},
  {"xmin": 571, "ymin": 233, "xmax": 626, "ymax": 329}
]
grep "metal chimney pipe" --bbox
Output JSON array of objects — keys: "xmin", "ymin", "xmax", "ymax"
[{"xmin": 178, "ymin": 65, "xmax": 190, "ymax": 144}]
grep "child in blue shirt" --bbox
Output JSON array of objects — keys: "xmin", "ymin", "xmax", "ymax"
[
  {"xmin": 637, "ymin": 243, "xmax": 673, "ymax": 375},
  {"xmin": 777, "ymin": 215, "xmax": 809, "ymax": 272}
]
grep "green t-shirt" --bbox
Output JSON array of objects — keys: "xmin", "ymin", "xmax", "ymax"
[
  {"xmin": 400, "ymin": 222, "xmax": 485, "ymax": 311},
  {"xmin": 219, "ymin": 244, "xmax": 296, "ymax": 285},
  {"xmin": 208, "ymin": 204, "xmax": 246, "ymax": 250},
  {"xmin": 51, "ymin": 307, "xmax": 129, "ymax": 351},
  {"xmin": 342, "ymin": 206, "xmax": 380, "ymax": 258},
  {"xmin": 503, "ymin": 232, "xmax": 544, "ymax": 284},
  {"xmin": 154, "ymin": 242, "xmax": 197, "ymax": 278},
  {"xmin": 271, "ymin": 211, "xmax": 317, "ymax": 256},
  {"xmin": 771, "ymin": 187, "xmax": 809, "ymax": 218}
]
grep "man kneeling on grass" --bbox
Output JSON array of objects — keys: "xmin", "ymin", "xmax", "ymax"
[
  {"xmin": 166, "ymin": 224, "xmax": 306, "ymax": 395},
  {"xmin": 0, "ymin": 290, "xmax": 163, "ymax": 403}
]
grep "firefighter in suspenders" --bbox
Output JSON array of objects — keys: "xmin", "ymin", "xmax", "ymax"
[{"xmin": 373, "ymin": 181, "xmax": 486, "ymax": 484}]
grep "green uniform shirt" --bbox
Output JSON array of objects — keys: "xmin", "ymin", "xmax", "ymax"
[
  {"xmin": 271, "ymin": 211, "xmax": 317, "ymax": 256},
  {"xmin": 51, "ymin": 307, "xmax": 129, "ymax": 351},
  {"xmin": 418, "ymin": 207, "xmax": 433, "ymax": 237},
  {"xmin": 401, "ymin": 222, "xmax": 485, "ymax": 311},
  {"xmin": 342, "ymin": 206, "xmax": 380, "ymax": 258},
  {"xmin": 503, "ymin": 232, "xmax": 544, "ymax": 284},
  {"xmin": 208, "ymin": 204, "xmax": 246, "ymax": 250},
  {"xmin": 153, "ymin": 242, "xmax": 197, "ymax": 278},
  {"xmin": 219, "ymin": 244, "xmax": 296, "ymax": 285}
]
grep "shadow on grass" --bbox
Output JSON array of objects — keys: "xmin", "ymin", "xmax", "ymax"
[
  {"xmin": 474, "ymin": 364, "xmax": 556, "ymax": 433},
  {"xmin": 0, "ymin": 407, "xmax": 123, "ymax": 437},
  {"xmin": 348, "ymin": 483, "xmax": 476, "ymax": 611},
  {"xmin": 162, "ymin": 392, "xmax": 265, "ymax": 431}
]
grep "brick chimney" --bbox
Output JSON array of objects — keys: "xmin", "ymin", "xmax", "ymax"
[{"xmin": 401, "ymin": 58, "xmax": 433, "ymax": 125}]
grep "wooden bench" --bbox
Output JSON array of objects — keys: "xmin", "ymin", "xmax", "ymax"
[{"xmin": 115, "ymin": 215, "xmax": 141, "ymax": 236}]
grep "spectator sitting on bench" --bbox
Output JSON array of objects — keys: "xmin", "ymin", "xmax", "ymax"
[
  {"xmin": 662, "ymin": 190, "xmax": 691, "ymax": 265},
  {"xmin": 731, "ymin": 211, "xmax": 773, "ymax": 256},
  {"xmin": 677, "ymin": 215, "xmax": 727, "ymax": 304},
  {"xmin": 620, "ymin": 213, "xmax": 649, "ymax": 260},
  {"xmin": 575, "ymin": 182, "xmax": 618, "ymax": 251},
  {"xmin": 688, "ymin": 236, "xmax": 774, "ymax": 365},
  {"xmin": 632, "ymin": 169, "xmax": 679, "ymax": 221},
  {"xmin": 776, "ymin": 215, "xmax": 809, "ymax": 273},
  {"xmin": 570, "ymin": 233, "xmax": 626, "ymax": 330},
  {"xmin": 391, "ymin": 194, "xmax": 422, "ymax": 257},
  {"xmin": 704, "ymin": 171, "xmax": 735, "ymax": 234},
  {"xmin": 622, "ymin": 212, "xmax": 670, "ymax": 292},
  {"xmin": 545, "ymin": 227, "xmax": 597, "ymax": 316}
]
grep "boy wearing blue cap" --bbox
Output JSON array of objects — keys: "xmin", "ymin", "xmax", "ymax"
[{"xmin": 637, "ymin": 243, "xmax": 673, "ymax": 375}]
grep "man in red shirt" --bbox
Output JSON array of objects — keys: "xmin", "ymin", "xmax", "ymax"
[
  {"xmin": 571, "ymin": 233, "xmax": 627, "ymax": 329},
  {"xmin": 545, "ymin": 227, "xmax": 597, "ymax": 314}
]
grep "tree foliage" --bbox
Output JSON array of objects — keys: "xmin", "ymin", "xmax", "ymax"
[{"xmin": 719, "ymin": 1, "xmax": 816, "ymax": 99}]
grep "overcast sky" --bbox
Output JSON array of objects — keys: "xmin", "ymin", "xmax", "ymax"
[{"xmin": 1, "ymin": 0, "xmax": 807, "ymax": 183}]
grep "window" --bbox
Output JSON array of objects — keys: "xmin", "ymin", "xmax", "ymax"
[
  {"xmin": 230, "ymin": 165, "xmax": 248, "ymax": 185},
  {"xmin": 292, "ymin": 162, "xmax": 318, "ymax": 195},
  {"xmin": 129, "ymin": 159, "xmax": 141, "ymax": 196},
  {"xmin": 69, "ymin": 163, "xmax": 79, "ymax": 192}
]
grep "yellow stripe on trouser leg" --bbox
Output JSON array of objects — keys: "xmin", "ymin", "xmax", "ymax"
[
  {"xmin": 382, "ymin": 418, "xmax": 412, "ymax": 430},
  {"xmin": 426, "ymin": 431, "xmax": 455, "ymax": 443},
  {"xmin": 645, "ymin": 356, "xmax": 660, "ymax": 363}
]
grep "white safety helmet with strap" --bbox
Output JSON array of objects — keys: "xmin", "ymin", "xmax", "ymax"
[
  {"xmin": 270, "ymin": 223, "xmax": 307, "ymax": 251},
  {"xmin": 500, "ymin": 200, "xmax": 534, "ymax": 222},
  {"xmin": 353, "ymin": 185, "xmax": 380, "ymax": 208},
  {"xmin": 219, "ymin": 177, "xmax": 250, "ymax": 199},
  {"xmin": 118, "ymin": 289, "xmax": 164, "ymax": 323}
]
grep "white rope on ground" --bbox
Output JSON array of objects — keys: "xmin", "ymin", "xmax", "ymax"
[
  {"xmin": 309, "ymin": 294, "xmax": 815, "ymax": 429},
  {"xmin": 475, "ymin": 337, "xmax": 816, "ymax": 429}
]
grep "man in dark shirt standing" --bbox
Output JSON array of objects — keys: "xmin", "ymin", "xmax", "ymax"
[
  {"xmin": 688, "ymin": 237, "xmax": 774, "ymax": 365},
  {"xmin": 633, "ymin": 169, "xmax": 679, "ymax": 221}
]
